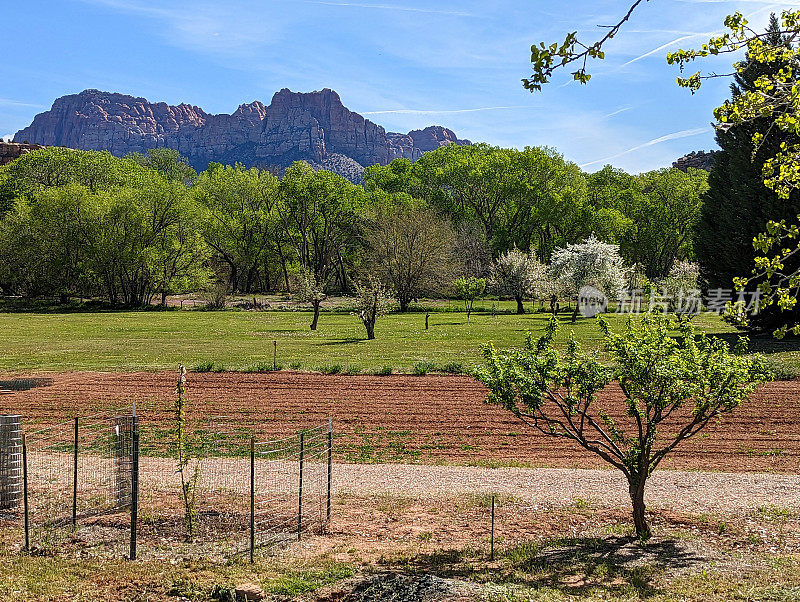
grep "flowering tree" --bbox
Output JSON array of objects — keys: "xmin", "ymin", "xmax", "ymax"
[
  {"xmin": 548, "ymin": 234, "xmax": 626, "ymax": 322},
  {"xmin": 525, "ymin": 5, "xmax": 800, "ymax": 335},
  {"xmin": 660, "ymin": 261, "xmax": 701, "ymax": 314},
  {"xmin": 295, "ymin": 268, "xmax": 326, "ymax": 331},
  {"xmin": 489, "ymin": 248, "xmax": 542, "ymax": 315},
  {"xmin": 354, "ymin": 276, "xmax": 393, "ymax": 340},
  {"xmin": 476, "ymin": 316, "xmax": 770, "ymax": 540}
]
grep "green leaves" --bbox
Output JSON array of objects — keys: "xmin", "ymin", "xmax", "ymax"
[{"xmin": 476, "ymin": 315, "xmax": 769, "ymax": 482}]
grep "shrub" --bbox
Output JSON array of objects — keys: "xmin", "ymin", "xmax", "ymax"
[
  {"xmin": 413, "ymin": 361, "xmax": 436, "ymax": 376},
  {"xmin": 192, "ymin": 361, "xmax": 214, "ymax": 373},
  {"xmin": 320, "ymin": 364, "xmax": 343, "ymax": 375},
  {"xmin": 245, "ymin": 362, "xmax": 283, "ymax": 373},
  {"xmin": 439, "ymin": 362, "xmax": 464, "ymax": 374}
]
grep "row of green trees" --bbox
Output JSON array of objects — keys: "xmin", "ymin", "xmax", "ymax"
[
  {"xmin": 363, "ymin": 146, "xmax": 708, "ymax": 280},
  {"xmin": 0, "ymin": 142, "xmax": 710, "ymax": 307}
]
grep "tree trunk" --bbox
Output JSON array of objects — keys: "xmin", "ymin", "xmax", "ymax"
[
  {"xmin": 310, "ymin": 301, "xmax": 320, "ymax": 331},
  {"xmin": 629, "ymin": 480, "xmax": 651, "ymax": 540},
  {"xmin": 571, "ymin": 303, "xmax": 579, "ymax": 323},
  {"xmin": 365, "ymin": 320, "xmax": 375, "ymax": 340},
  {"xmin": 399, "ymin": 297, "xmax": 410, "ymax": 312},
  {"xmin": 515, "ymin": 295, "xmax": 525, "ymax": 315},
  {"xmin": 161, "ymin": 291, "xmax": 167, "ymax": 307}
]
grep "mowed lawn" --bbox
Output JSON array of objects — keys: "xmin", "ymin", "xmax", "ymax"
[{"xmin": 3, "ymin": 301, "xmax": 784, "ymax": 373}]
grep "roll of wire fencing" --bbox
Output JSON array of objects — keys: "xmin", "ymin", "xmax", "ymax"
[
  {"xmin": 0, "ymin": 415, "xmax": 23, "ymax": 512},
  {"xmin": 20, "ymin": 406, "xmax": 136, "ymax": 556}
]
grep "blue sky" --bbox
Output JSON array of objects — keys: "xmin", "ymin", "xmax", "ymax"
[{"xmin": 1, "ymin": 0, "xmax": 793, "ymax": 172}]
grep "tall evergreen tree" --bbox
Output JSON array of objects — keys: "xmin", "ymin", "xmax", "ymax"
[{"xmin": 695, "ymin": 15, "xmax": 800, "ymax": 325}]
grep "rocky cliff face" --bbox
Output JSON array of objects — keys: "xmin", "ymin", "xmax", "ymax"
[
  {"xmin": 0, "ymin": 141, "xmax": 46, "ymax": 166},
  {"xmin": 14, "ymin": 89, "xmax": 471, "ymax": 181},
  {"xmin": 672, "ymin": 150, "xmax": 718, "ymax": 172}
]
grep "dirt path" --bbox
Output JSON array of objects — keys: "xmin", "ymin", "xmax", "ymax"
[
  {"xmin": 332, "ymin": 463, "xmax": 800, "ymax": 514},
  {"xmin": 2, "ymin": 371, "xmax": 800, "ymax": 472}
]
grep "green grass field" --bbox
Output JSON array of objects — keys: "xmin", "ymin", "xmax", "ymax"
[{"xmin": 4, "ymin": 300, "xmax": 798, "ymax": 374}]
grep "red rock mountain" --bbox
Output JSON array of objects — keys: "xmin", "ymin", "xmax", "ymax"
[{"xmin": 14, "ymin": 89, "xmax": 471, "ymax": 181}]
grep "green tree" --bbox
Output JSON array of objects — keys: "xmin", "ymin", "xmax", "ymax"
[
  {"xmin": 0, "ymin": 183, "xmax": 87, "ymax": 300},
  {"xmin": 194, "ymin": 164, "xmax": 280, "ymax": 293},
  {"xmin": 364, "ymin": 197, "xmax": 456, "ymax": 311},
  {"xmin": 694, "ymin": 16, "xmax": 800, "ymax": 321},
  {"xmin": 454, "ymin": 276, "xmax": 486, "ymax": 323},
  {"xmin": 1, "ymin": 147, "xmax": 146, "ymax": 193},
  {"xmin": 278, "ymin": 162, "xmax": 365, "ymax": 290},
  {"xmin": 476, "ymin": 316, "xmax": 769, "ymax": 539},
  {"xmin": 624, "ymin": 169, "xmax": 707, "ymax": 279},
  {"xmin": 127, "ymin": 148, "xmax": 197, "ymax": 183}
]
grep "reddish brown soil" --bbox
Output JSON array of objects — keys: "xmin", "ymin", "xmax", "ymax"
[{"xmin": 1, "ymin": 372, "xmax": 799, "ymax": 472}]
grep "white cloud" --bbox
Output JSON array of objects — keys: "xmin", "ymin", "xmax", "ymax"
[
  {"xmin": 580, "ymin": 127, "xmax": 710, "ymax": 169},
  {"xmin": 0, "ymin": 98, "xmax": 45, "ymax": 109},
  {"xmin": 1, "ymin": 134, "xmax": 13, "ymax": 142},
  {"xmin": 362, "ymin": 106, "xmax": 529, "ymax": 116},
  {"xmin": 304, "ymin": 1, "xmax": 474, "ymax": 17}
]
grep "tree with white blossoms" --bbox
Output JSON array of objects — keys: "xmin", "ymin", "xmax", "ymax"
[
  {"xmin": 489, "ymin": 248, "xmax": 544, "ymax": 315},
  {"xmin": 354, "ymin": 276, "xmax": 393, "ymax": 340},
  {"xmin": 524, "ymin": 4, "xmax": 800, "ymax": 336},
  {"xmin": 548, "ymin": 234, "xmax": 626, "ymax": 322},
  {"xmin": 660, "ymin": 261, "xmax": 701, "ymax": 314},
  {"xmin": 294, "ymin": 267, "xmax": 326, "ymax": 331}
]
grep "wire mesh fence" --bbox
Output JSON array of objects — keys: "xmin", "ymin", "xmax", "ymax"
[{"xmin": 0, "ymin": 407, "xmax": 332, "ymax": 561}]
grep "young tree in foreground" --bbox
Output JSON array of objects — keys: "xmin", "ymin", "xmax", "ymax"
[
  {"xmin": 295, "ymin": 268, "xmax": 326, "ymax": 331},
  {"xmin": 475, "ymin": 316, "xmax": 769, "ymax": 540},
  {"xmin": 454, "ymin": 276, "xmax": 486, "ymax": 323},
  {"xmin": 354, "ymin": 276, "xmax": 393, "ymax": 340},
  {"xmin": 174, "ymin": 365, "xmax": 201, "ymax": 540}
]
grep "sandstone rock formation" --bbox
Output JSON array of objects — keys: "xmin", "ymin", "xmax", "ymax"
[
  {"xmin": 14, "ymin": 89, "xmax": 471, "ymax": 181},
  {"xmin": 672, "ymin": 150, "xmax": 718, "ymax": 172},
  {"xmin": 0, "ymin": 141, "xmax": 45, "ymax": 166}
]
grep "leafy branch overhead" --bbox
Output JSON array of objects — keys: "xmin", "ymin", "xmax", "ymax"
[
  {"xmin": 524, "ymin": 0, "xmax": 650, "ymax": 90},
  {"xmin": 528, "ymin": 3, "xmax": 800, "ymax": 336}
]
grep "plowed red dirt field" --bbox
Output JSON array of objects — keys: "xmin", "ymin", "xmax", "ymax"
[{"xmin": 1, "ymin": 372, "xmax": 798, "ymax": 472}]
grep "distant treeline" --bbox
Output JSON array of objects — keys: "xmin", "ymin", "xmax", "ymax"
[{"xmin": 0, "ymin": 144, "xmax": 708, "ymax": 306}]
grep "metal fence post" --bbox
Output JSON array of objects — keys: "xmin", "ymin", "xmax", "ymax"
[
  {"xmin": 72, "ymin": 417, "xmax": 78, "ymax": 529},
  {"xmin": 249, "ymin": 437, "xmax": 255, "ymax": 563},
  {"xmin": 22, "ymin": 434, "xmax": 29, "ymax": 552},
  {"xmin": 326, "ymin": 419, "xmax": 332, "ymax": 527},
  {"xmin": 129, "ymin": 418, "xmax": 139, "ymax": 561},
  {"xmin": 297, "ymin": 431, "xmax": 304, "ymax": 541}
]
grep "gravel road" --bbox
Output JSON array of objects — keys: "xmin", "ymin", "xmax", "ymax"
[{"xmin": 333, "ymin": 463, "xmax": 800, "ymax": 514}]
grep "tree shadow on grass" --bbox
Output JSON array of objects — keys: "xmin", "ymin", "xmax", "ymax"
[
  {"xmin": 320, "ymin": 338, "xmax": 364, "ymax": 345},
  {"xmin": 393, "ymin": 535, "xmax": 704, "ymax": 599},
  {"xmin": 0, "ymin": 377, "xmax": 53, "ymax": 392},
  {"xmin": 709, "ymin": 331, "xmax": 800, "ymax": 355}
]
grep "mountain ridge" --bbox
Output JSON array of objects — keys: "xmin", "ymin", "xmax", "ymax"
[{"xmin": 13, "ymin": 88, "xmax": 472, "ymax": 181}]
